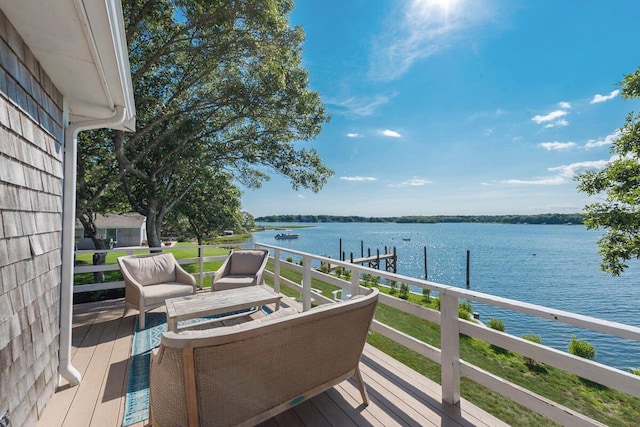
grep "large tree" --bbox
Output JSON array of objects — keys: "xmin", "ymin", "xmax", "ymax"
[
  {"xmin": 576, "ymin": 67, "xmax": 640, "ymax": 275},
  {"xmin": 77, "ymin": 0, "xmax": 332, "ymax": 248},
  {"xmin": 115, "ymin": 0, "xmax": 332, "ymax": 247},
  {"xmin": 171, "ymin": 169, "xmax": 244, "ymax": 246}
]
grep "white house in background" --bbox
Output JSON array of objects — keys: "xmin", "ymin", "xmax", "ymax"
[
  {"xmin": 0, "ymin": 0, "xmax": 135, "ymax": 425},
  {"xmin": 76, "ymin": 213, "xmax": 147, "ymax": 248}
]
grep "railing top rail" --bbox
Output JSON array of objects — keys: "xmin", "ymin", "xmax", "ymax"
[
  {"xmin": 74, "ymin": 243, "xmax": 243, "ymax": 254},
  {"xmin": 256, "ymin": 242, "xmax": 640, "ymax": 341}
]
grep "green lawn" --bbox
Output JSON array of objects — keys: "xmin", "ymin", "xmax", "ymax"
[
  {"xmin": 73, "ymin": 243, "xmax": 230, "ymax": 287},
  {"xmin": 272, "ymin": 265, "xmax": 640, "ymax": 427},
  {"xmin": 74, "ymin": 247, "xmax": 640, "ymax": 425}
]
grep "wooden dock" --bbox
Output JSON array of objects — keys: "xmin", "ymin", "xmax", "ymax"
[{"xmin": 326, "ymin": 251, "xmax": 397, "ymax": 273}]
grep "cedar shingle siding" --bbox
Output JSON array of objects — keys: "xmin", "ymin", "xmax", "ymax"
[{"xmin": 0, "ymin": 9, "xmax": 65, "ymax": 427}]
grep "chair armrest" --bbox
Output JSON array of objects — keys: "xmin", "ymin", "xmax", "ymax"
[
  {"xmin": 174, "ymin": 262, "xmax": 196, "ymax": 288},
  {"xmin": 255, "ymin": 252, "xmax": 269, "ymax": 285},
  {"xmin": 211, "ymin": 254, "xmax": 233, "ymax": 288},
  {"xmin": 118, "ymin": 261, "xmax": 146, "ymax": 305}
]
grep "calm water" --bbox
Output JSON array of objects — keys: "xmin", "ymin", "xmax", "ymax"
[{"xmin": 251, "ymin": 222, "xmax": 640, "ymax": 370}]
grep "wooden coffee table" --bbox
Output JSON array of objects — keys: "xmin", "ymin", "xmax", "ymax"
[{"xmin": 165, "ymin": 285, "xmax": 282, "ymax": 332}]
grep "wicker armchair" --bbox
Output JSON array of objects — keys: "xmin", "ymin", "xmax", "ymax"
[
  {"xmin": 211, "ymin": 249, "xmax": 269, "ymax": 291},
  {"xmin": 118, "ymin": 253, "xmax": 196, "ymax": 329},
  {"xmin": 150, "ymin": 287, "xmax": 379, "ymax": 427}
]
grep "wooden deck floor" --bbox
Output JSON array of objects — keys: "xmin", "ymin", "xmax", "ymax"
[{"xmin": 38, "ymin": 296, "xmax": 508, "ymax": 427}]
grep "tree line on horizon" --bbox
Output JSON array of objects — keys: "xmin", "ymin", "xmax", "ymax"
[{"xmin": 255, "ymin": 213, "xmax": 585, "ymax": 225}]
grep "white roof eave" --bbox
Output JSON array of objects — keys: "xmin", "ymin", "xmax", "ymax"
[{"xmin": 0, "ymin": 0, "xmax": 135, "ymax": 131}]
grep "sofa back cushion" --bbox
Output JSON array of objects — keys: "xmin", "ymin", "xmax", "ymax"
[
  {"xmin": 229, "ymin": 250, "xmax": 266, "ymax": 275},
  {"xmin": 121, "ymin": 253, "xmax": 176, "ymax": 286}
]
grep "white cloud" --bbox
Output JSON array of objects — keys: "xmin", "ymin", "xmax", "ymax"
[
  {"xmin": 340, "ymin": 176, "xmax": 378, "ymax": 182},
  {"xmin": 548, "ymin": 160, "xmax": 609, "ymax": 178},
  {"xmin": 539, "ymin": 141, "xmax": 577, "ymax": 151},
  {"xmin": 531, "ymin": 110, "xmax": 568, "ymax": 124},
  {"xmin": 380, "ymin": 129, "xmax": 402, "ymax": 138},
  {"xmin": 346, "ymin": 133, "xmax": 364, "ymax": 138},
  {"xmin": 389, "ymin": 177, "xmax": 432, "ymax": 188},
  {"xmin": 406, "ymin": 178, "xmax": 431, "ymax": 186},
  {"xmin": 369, "ymin": 0, "xmax": 498, "ymax": 81},
  {"xmin": 545, "ymin": 119, "xmax": 568, "ymax": 128},
  {"xmin": 500, "ymin": 176, "xmax": 566, "ymax": 185},
  {"xmin": 500, "ymin": 159, "xmax": 610, "ymax": 186},
  {"xmin": 297, "ymin": 194, "xmax": 305, "ymax": 199},
  {"xmin": 590, "ymin": 89, "xmax": 620, "ymax": 104},
  {"xmin": 326, "ymin": 94, "xmax": 394, "ymax": 117},
  {"xmin": 585, "ymin": 131, "xmax": 620, "ymax": 149},
  {"xmin": 532, "ymin": 102, "xmax": 571, "ymax": 128}
]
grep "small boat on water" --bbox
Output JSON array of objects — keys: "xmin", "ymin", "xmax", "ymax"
[{"xmin": 275, "ymin": 230, "xmax": 299, "ymax": 240}]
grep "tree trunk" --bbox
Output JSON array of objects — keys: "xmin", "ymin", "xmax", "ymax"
[
  {"xmin": 145, "ymin": 209, "xmax": 163, "ymax": 250},
  {"xmin": 77, "ymin": 213, "xmax": 108, "ymax": 282}
]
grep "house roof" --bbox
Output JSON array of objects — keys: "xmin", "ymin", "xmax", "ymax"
[
  {"xmin": 0, "ymin": 0, "xmax": 135, "ymax": 130},
  {"xmin": 76, "ymin": 213, "xmax": 146, "ymax": 229}
]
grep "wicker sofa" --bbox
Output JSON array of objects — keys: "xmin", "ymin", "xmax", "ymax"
[{"xmin": 149, "ymin": 287, "xmax": 379, "ymax": 427}]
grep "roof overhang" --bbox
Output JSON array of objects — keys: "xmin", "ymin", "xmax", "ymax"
[{"xmin": 0, "ymin": 0, "xmax": 135, "ymax": 131}]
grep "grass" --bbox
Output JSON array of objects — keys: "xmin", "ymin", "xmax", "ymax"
[
  {"xmin": 73, "ymin": 242, "xmax": 231, "ymax": 287},
  {"xmin": 75, "ymin": 247, "xmax": 640, "ymax": 425},
  {"xmin": 271, "ymin": 265, "xmax": 640, "ymax": 426}
]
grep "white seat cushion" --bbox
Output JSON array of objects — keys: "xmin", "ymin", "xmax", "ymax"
[
  {"xmin": 144, "ymin": 282, "xmax": 194, "ymax": 306},
  {"xmin": 214, "ymin": 275, "xmax": 257, "ymax": 291}
]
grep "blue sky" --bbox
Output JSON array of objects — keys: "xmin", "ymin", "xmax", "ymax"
[{"xmin": 241, "ymin": 0, "xmax": 640, "ymax": 218}]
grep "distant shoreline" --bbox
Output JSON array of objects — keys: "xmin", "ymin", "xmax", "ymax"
[{"xmin": 255, "ymin": 213, "xmax": 584, "ymax": 225}]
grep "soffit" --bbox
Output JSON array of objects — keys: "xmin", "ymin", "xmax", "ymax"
[{"xmin": 0, "ymin": 0, "xmax": 135, "ymax": 130}]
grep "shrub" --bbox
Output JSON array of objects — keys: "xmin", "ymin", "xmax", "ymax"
[
  {"xmin": 487, "ymin": 318, "xmax": 505, "ymax": 332},
  {"xmin": 459, "ymin": 300, "xmax": 473, "ymax": 315},
  {"xmin": 399, "ymin": 283, "xmax": 410, "ymax": 300},
  {"xmin": 568, "ymin": 336, "xmax": 596, "ymax": 360},
  {"xmin": 522, "ymin": 334, "xmax": 541, "ymax": 344},
  {"xmin": 389, "ymin": 280, "xmax": 398, "ymax": 295},
  {"xmin": 422, "ymin": 288, "xmax": 431, "ymax": 303},
  {"xmin": 363, "ymin": 273, "xmax": 378, "ymax": 287},
  {"xmin": 319, "ymin": 263, "xmax": 329, "ymax": 274},
  {"xmin": 286, "ymin": 256, "xmax": 293, "ymax": 263},
  {"xmin": 630, "ymin": 368, "xmax": 640, "ymax": 376},
  {"xmin": 522, "ymin": 334, "xmax": 542, "ymax": 366},
  {"xmin": 458, "ymin": 308, "xmax": 471, "ymax": 321}
]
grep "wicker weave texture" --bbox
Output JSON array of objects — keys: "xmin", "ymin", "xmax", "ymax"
[{"xmin": 150, "ymin": 288, "xmax": 378, "ymax": 426}]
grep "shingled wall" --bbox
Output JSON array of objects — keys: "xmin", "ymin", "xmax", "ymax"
[{"xmin": 0, "ymin": 10, "xmax": 65, "ymax": 427}]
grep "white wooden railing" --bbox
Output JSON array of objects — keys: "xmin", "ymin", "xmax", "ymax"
[{"xmin": 73, "ymin": 243, "xmax": 640, "ymax": 426}]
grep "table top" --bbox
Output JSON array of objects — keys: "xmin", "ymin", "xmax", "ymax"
[{"xmin": 165, "ymin": 285, "xmax": 282, "ymax": 326}]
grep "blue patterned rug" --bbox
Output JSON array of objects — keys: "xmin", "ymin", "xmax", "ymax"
[
  {"xmin": 122, "ymin": 312, "xmax": 168, "ymax": 426},
  {"xmin": 122, "ymin": 308, "xmax": 266, "ymax": 426}
]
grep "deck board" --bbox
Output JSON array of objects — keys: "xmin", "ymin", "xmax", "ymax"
[{"xmin": 38, "ymin": 296, "xmax": 507, "ymax": 427}]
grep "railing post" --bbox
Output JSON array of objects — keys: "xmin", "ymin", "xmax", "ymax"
[
  {"xmin": 350, "ymin": 268, "xmax": 359, "ymax": 298},
  {"xmin": 440, "ymin": 292, "xmax": 461, "ymax": 408},
  {"xmin": 274, "ymin": 248, "xmax": 281, "ymax": 293},
  {"xmin": 198, "ymin": 244, "xmax": 204, "ymax": 289},
  {"xmin": 302, "ymin": 254, "xmax": 311, "ymax": 311}
]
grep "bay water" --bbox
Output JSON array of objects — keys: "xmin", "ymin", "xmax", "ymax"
[{"xmin": 251, "ymin": 222, "xmax": 640, "ymax": 370}]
